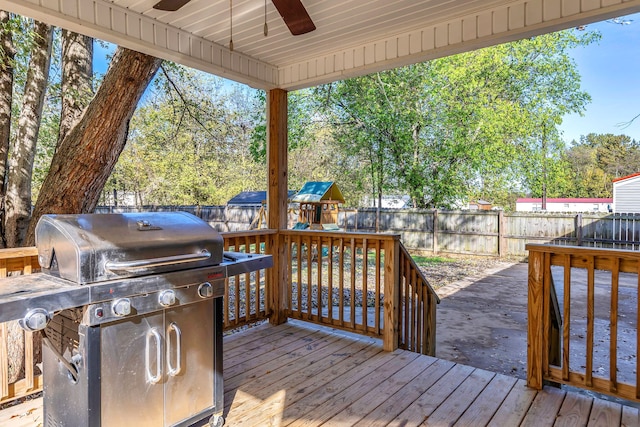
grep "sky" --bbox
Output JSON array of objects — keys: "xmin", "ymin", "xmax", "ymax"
[{"xmin": 558, "ymin": 13, "xmax": 640, "ymax": 144}]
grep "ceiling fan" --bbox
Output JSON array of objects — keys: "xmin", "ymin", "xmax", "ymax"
[{"xmin": 152, "ymin": 0, "xmax": 316, "ymax": 36}]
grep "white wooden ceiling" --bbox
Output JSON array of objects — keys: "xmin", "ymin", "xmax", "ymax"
[{"xmin": 1, "ymin": 0, "xmax": 640, "ymax": 90}]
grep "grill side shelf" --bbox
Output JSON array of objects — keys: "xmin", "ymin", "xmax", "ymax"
[{"xmin": 0, "ymin": 274, "xmax": 90, "ymax": 324}]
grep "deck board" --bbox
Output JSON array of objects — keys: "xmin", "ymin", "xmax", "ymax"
[
  {"xmin": 1, "ymin": 320, "xmax": 639, "ymax": 427},
  {"xmin": 454, "ymin": 373, "xmax": 518, "ymax": 427}
]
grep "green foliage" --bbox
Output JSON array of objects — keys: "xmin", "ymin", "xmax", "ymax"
[
  {"xmin": 561, "ymin": 133, "xmax": 640, "ymax": 197},
  {"xmin": 104, "ymin": 65, "xmax": 266, "ymax": 206},
  {"xmin": 307, "ymin": 30, "xmax": 598, "ymax": 209}
]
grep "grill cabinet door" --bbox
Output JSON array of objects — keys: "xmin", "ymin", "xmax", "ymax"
[
  {"xmin": 164, "ymin": 298, "xmax": 215, "ymax": 426},
  {"xmin": 100, "ymin": 311, "xmax": 164, "ymax": 427}
]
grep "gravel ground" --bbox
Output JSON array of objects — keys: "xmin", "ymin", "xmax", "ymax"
[{"xmin": 415, "ymin": 255, "xmax": 514, "ymax": 290}]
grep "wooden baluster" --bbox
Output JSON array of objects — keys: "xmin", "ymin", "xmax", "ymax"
[
  {"xmin": 316, "ymin": 237, "xmax": 323, "ymax": 321},
  {"xmin": 402, "ymin": 255, "xmax": 409, "ymax": 349},
  {"xmin": 234, "ymin": 270, "xmax": 240, "ymax": 326},
  {"xmin": 306, "ymin": 236, "xmax": 313, "ymax": 321},
  {"xmin": 0, "ymin": 323, "xmax": 8, "ymax": 400},
  {"xmin": 24, "ymin": 331, "xmax": 34, "ymax": 391},
  {"xmin": 382, "ymin": 238, "xmax": 399, "ymax": 352},
  {"xmin": 610, "ymin": 257, "xmax": 620, "ymax": 393},
  {"xmin": 284, "ymin": 235, "xmax": 291, "ymax": 317},
  {"xmin": 224, "ymin": 276, "xmax": 230, "ymax": 327},
  {"xmin": 296, "ymin": 235, "xmax": 302, "ymax": 318},
  {"xmin": 562, "ymin": 254, "xmax": 571, "ymax": 381},
  {"xmin": 585, "ymin": 255, "xmax": 595, "ymax": 388},
  {"xmin": 327, "ymin": 237, "xmax": 334, "ymax": 323},
  {"xmin": 410, "ymin": 267, "xmax": 416, "ymax": 351},
  {"xmin": 375, "ymin": 241, "xmax": 381, "ymax": 335},
  {"xmin": 542, "ymin": 252, "xmax": 551, "ymax": 377},
  {"xmin": 362, "ymin": 238, "xmax": 368, "ymax": 331},
  {"xmin": 350, "ymin": 237, "xmax": 356, "ymax": 330},
  {"xmin": 254, "ymin": 235, "xmax": 261, "ymax": 317},
  {"xmin": 245, "ymin": 236, "xmax": 251, "ymax": 322},
  {"xmin": 527, "ymin": 248, "xmax": 544, "ymax": 390},
  {"xmin": 424, "ymin": 282, "xmax": 437, "ymax": 356},
  {"xmin": 338, "ymin": 238, "xmax": 345, "ymax": 326},
  {"xmin": 415, "ymin": 268, "xmax": 421, "ymax": 352}
]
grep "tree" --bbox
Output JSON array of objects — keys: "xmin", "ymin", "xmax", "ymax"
[
  {"xmin": 308, "ymin": 30, "xmax": 596, "ymax": 209},
  {"xmin": 104, "ymin": 65, "xmax": 266, "ymax": 206},
  {"xmin": 24, "ymin": 47, "xmax": 161, "ymax": 245},
  {"xmin": 562, "ymin": 133, "xmax": 640, "ymax": 197},
  {"xmin": 58, "ymin": 30, "xmax": 93, "ymax": 145},
  {"xmin": 0, "ymin": 11, "xmax": 15, "ymax": 234},
  {"xmin": 4, "ymin": 20, "xmax": 52, "ymax": 247}
]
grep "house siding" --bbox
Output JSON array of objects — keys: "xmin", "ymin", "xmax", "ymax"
[{"xmin": 614, "ymin": 175, "xmax": 640, "ymax": 213}]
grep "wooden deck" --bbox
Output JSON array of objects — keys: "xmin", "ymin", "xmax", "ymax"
[{"xmin": 2, "ymin": 320, "xmax": 639, "ymax": 427}]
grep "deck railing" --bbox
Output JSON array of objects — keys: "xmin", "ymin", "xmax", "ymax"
[
  {"xmin": 280, "ymin": 230, "xmax": 438, "ymax": 353},
  {"xmin": 527, "ymin": 244, "xmax": 640, "ymax": 403},
  {"xmin": 399, "ymin": 243, "xmax": 440, "ymax": 355},
  {"xmin": 0, "ymin": 248, "xmax": 42, "ymax": 405},
  {"xmin": 222, "ymin": 229, "xmax": 274, "ymax": 330},
  {"xmin": 0, "ymin": 229, "xmax": 436, "ymax": 404}
]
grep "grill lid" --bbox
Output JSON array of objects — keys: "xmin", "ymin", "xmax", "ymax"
[{"xmin": 35, "ymin": 212, "xmax": 224, "ymax": 284}]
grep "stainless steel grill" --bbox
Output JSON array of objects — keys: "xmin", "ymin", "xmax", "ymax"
[{"xmin": 0, "ymin": 212, "xmax": 272, "ymax": 427}]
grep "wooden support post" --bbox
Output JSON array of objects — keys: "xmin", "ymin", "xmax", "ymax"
[
  {"xmin": 498, "ymin": 210, "xmax": 505, "ymax": 258},
  {"xmin": 383, "ymin": 237, "xmax": 400, "ymax": 352},
  {"xmin": 432, "ymin": 209, "xmax": 438, "ymax": 254},
  {"xmin": 575, "ymin": 213, "xmax": 583, "ymax": 246},
  {"xmin": 527, "ymin": 249, "xmax": 544, "ymax": 389},
  {"xmin": 267, "ymin": 88, "xmax": 289, "ymax": 325}
]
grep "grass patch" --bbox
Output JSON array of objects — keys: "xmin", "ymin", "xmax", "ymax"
[{"xmin": 411, "ymin": 255, "xmax": 457, "ymax": 267}]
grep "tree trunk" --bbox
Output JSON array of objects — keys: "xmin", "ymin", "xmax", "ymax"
[
  {"xmin": 58, "ymin": 30, "xmax": 93, "ymax": 145},
  {"xmin": 25, "ymin": 47, "xmax": 162, "ymax": 245},
  {"xmin": 4, "ymin": 20, "xmax": 52, "ymax": 248},
  {"xmin": 0, "ymin": 11, "xmax": 15, "ymax": 248}
]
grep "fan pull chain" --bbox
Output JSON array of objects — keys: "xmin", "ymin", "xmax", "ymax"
[
  {"xmin": 264, "ymin": 0, "xmax": 268, "ymax": 36},
  {"xmin": 229, "ymin": 0, "xmax": 234, "ymax": 51}
]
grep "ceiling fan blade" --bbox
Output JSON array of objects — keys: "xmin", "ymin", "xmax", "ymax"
[
  {"xmin": 153, "ymin": 0, "xmax": 192, "ymax": 12},
  {"xmin": 271, "ymin": 0, "xmax": 316, "ymax": 35}
]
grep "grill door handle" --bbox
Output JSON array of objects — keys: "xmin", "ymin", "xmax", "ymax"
[
  {"xmin": 166, "ymin": 322, "xmax": 182, "ymax": 376},
  {"xmin": 145, "ymin": 328, "xmax": 162, "ymax": 384},
  {"xmin": 105, "ymin": 250, "xmax": 211, "ymax": 273}
]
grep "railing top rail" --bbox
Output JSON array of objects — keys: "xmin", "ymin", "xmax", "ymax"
[
  {"xmin": 281, "ymin": 229, "xmax": 401, "ymax": 241},
  {"xmin": 527, "ymin": 243, "xmax": 640, "ymax": 274},
  {"xmin": 0, "ymin": 247, "xmax": 39, "ymax": 259},
  {"xmin": 526, "ymin": 243, "xmax": 640, "ymax": 258},
  {"xmin": 221, "ymin": 229, "xmax": 277, "ymax": 238}
]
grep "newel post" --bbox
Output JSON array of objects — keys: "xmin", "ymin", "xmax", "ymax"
[
  {"xmin": 267, "ymin": 88, "xmax": 289, "ymax": 325},
  {"xmin": 527, "ymin": 246, "xmax": 544, "ymax": 389},
  {"xmin": 383, "ymin": 237, "xmax": 400, "ymax": 351}
]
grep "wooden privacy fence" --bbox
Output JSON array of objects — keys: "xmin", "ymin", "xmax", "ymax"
[
  {"xmin": 527, "ymin": 244, "xmax": 640, "ymax": 403},
  {"xmin": 101, "ymin": 206, "xmax": 640, "ymax": 257},
  {"xmin": 342, "ymin": 209, "xmax": 640, "ymax": 257}
]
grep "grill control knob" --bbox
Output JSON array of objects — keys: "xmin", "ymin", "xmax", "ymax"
[
  {"xmin": 112, "ymin": 298, "xmax": 132, "ymax": 317},
  {"xmin": 198, "ymin": 282, "xmax": 213, "ymax": 298},
  {"xmin": 158, "ymin": 290, "xmax": 176, "ymax": 307},
  {"xmin": 20, "ymin": 308, "xmax": 50, "ymax": 331}
]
